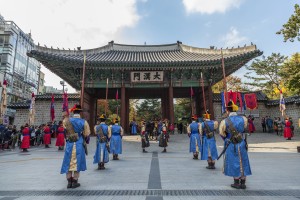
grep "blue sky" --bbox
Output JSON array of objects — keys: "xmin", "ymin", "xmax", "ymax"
[{"xmin": 0, "ymin": 0, "xmax": 299, "ymax": 92}]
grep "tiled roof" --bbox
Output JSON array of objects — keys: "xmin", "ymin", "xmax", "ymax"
[
  {"xmin": 212, "ymin": 91, "xmax": 268, "ymax": 102},
  {"xmin": 28, "ymin": 41, "xmax": 262, "ymax": 68},
  {"xmin": 35, "ymin": 93, "xmax": 80, "ymax": 100},
  {"xmin": 266, "ymin": 95, "xmax": 300, "ymax": 106},
  {"xmin": 7, "ymin": 93, "xmax": 80, "ymax": 109}
]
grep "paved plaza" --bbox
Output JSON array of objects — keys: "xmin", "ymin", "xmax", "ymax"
[{"xmin": 0, "ymin": 132, "xmax": 300, "ymax": 200}]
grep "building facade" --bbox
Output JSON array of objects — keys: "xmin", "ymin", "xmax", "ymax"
[{"xmin": 0, "ymin": 14, "xmax": 41, "ymax": 104}]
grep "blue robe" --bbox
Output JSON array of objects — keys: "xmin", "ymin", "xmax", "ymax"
[
  {"xmin": 61, "ymin": 118, "xmax": 87, "ymax": 174},
  {"xmin": 110, "ymin": 124, "xmax": 122, "ymax": 154},
  {"xmin": 189, "ymin": 122, "xmax": 201, "ymax": 153},
  {"xmin": 223, "ymin": 115, "xmax": 252, "ymax": 177},
  {"xmin": 93, "ymin": 123, "xmax": 109, "ymax": 164},
  {"xmin": 200, "ymin": 121, "xmax": 218, "ymax": 160},
  {"xmin": 131, "ymin": 122, "xmax": 137, "ymax": 135}
]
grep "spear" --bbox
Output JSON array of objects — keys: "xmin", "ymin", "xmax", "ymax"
[
  {"xmin": 221, "ymin": 49, "xmax": 228, "ymax": 110},
  {"xmin": 105, "ymin": 78, "xmax": 109, "ymax": 116},
  {"xmin": 201, "ymin": 72, "xmax": 207, "ymax": 116},
  {"xmin": 80, "ymin": 51, "xmax": 86, "ymax": 110}
]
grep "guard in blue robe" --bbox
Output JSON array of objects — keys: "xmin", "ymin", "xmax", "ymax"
[
  {"xmin": 187, "ymin": 115, "xmax": 201, "ymax": 159},
  {"xmin": 93, "ymin": 114, "xmax": 110, "ymax": 170},
  {"xmin": 130, "ymin": 119, "xmax": 137, "ymax": 135},
  {"xmin": 109, "ymin": 118, "xmax": 123, "ymax": 160},
  {"xmin": 219, "ymin": 101, "xmax": 251, "ymax": 189},
  {"xmin": 200, "ymin": 112, "xmax": 218, "ymax": 169},
  {"xmin": 60, "ymin": 104, "xmax": 90, "ymax": 189}
]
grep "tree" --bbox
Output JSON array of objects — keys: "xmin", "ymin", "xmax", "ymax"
[
  {"xmin": 280, "ymin": 53, "xmax": 300, "ymax": 95},
  {"xmin": 212, "ymin": 75, "xmax": 250, "ymax": 93},
  {"xmin": 277, "ymin": 4, "xmax": 300, "ymax": 42},
  {"xmin": 136, "ymin": 99, "xmax": 161, "ymax": 121},
  {"xmin": 244, "ymin": 53, "xmax": 287, "ymax": 99},
  {"xmin": 174, "ymin": 98, "xmax": 190, "ymax": 122}
]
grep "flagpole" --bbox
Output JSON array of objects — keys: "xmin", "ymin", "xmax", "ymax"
[
  {"xmin": 105, "ymin": 78, "xmax": 109, "ymax": 116},
  {"xmin": 190, "ymin": 86, "xmax": 193, "ymax": 116},
  {"xmin": 116, "ymin": 90, "xmax": 119, "ymax": 116},
  {"xmin": 80, "ymin": 51, "xmax": 86, "ymax": 110},
  {"xmin": 221, "ymin": 48, "xmax": 228, "ymax": 108},
  {"xmin": 201, "ymin": 73, "xmax": 207, "ymax": 115}
]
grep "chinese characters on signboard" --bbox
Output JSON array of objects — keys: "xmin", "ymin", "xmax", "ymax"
[{"xmin": 131, "ymin": 71, "xmax": 164, "ymax": 83}]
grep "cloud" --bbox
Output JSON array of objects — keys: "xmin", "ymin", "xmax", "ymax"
[
  {"xmin": 0, "ymin": 0, "xmax": 141, "ymax": 92},
  {"xmin": 182, "ymin": 0, "xmax": 242, "ymax": 14},
  {"xmin": 0, "ymin": 0, "xmax": 140, "ymax": 49},
  {"xmin": 221, "ymin": 27, "xmax": 248, "ymax": 47}
]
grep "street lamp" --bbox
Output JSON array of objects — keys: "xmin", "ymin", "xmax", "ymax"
[{"xmin": 60, "ymin": 81, "xmax": 66, "ymax": 93}]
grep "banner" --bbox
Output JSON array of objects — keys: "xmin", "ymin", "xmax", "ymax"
[
  {"xmin": 62, "ymin": 92, "xmax": 69, "ymax": 116},
  {"xmin": 190, "ymin": 87, "xmax": 194, "ymax": 97},
  {"xmin": 244, "ymin": 93, "xmax": 258, "ymax": 110},
  {"xmin": 131, "ymin": 71, "xmax": 163, "ymax": 83},
  {"xmin": 116, "ymin": 90, "xmax": 119, "ymax": 100},
  {"xmin": 51, "ymin": 94, "xmax": 55, "ymax": 122},
  {"xmin": 0, "ymin": 80, "xmax": 7, "ymax": 117},
  {"xmin": 279, "ymin": 90, "xmax": 286, "ymax": 116},
  {"xmin": 29, "ymin": 93, "xmax": 35, "ymax": 125}
]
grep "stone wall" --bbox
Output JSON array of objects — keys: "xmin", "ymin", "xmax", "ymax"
[
  {"xmin": 213, "ymin": 102, "xmax": 300, "ymax": 133},
  {"xmin": 13, "ymin": 100, "xmax": 79, "ymax": 127}
]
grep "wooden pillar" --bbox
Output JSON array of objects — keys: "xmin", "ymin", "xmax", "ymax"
[
  {"xmin": 82, "ymin": 92, "xmax": 96, "ymax": 134},
  {"xmin": 161, "ymin": 89, "xmax": 167, "ymax": 119},
  {"xmin": 207, "ymin": 85, "xmax": 215, "ymax": 120},
  {"xmin": 168, "ymin": 83, "xmax": 174, "ymax": 124},
  {"xmin": 121, "ymin": 85, "xmax": 126, "ymax": 130},
  {"xmin": 125, "ymin": 95, "xmax": 130, "ymax": 134}
]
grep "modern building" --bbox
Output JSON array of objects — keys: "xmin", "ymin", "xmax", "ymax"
[
  {"xmin": 0, "ymin": 14, "xmax": 41, "ymax": 104},
  {"xmin": 44, "ymin": 86, "xmax": 63, "ymax": 94}
]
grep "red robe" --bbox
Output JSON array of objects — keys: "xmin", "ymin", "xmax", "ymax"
[
  {"xmin": 20, "ymin": 127, "xmax": 30, "ymax": 149},
  {"xmin": 44, "ymin": 126, "xmax": 51, "ymax": 145},
  {"xmin": 248, "ymin": 118, "xmax": 256, "ymax": 133},
  {"xmin": 283, "ymin": 120, "xmax": 293, "ymax": 138},
  {"xmin": 55, "ymin": 126, "xmax": 65, "ymax": 146}
]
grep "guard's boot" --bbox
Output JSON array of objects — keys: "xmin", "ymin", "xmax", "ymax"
[
  {"xmin": 206, "ymin": 162, "xmax": 212, "ymax": 169},
  {"xmin": 67, "ymin": 178, "xmax": 72, "ymax": 189},
  {"xmin": 72, "ymin": 179, "xmax": 80, "ymax": 188},
  {"xmin": 23, "ymin": 148, "xmax": 28, "ymax": 152},
  {"xmin": 98, "ymin": 163, "xmax": 101, "ymax": 170},
  {"xmin": 240, "ymin": 179, "xmax": 246, "ymax": 189},
  {"xmin": 193, "ymin": 153, "xmax": 198, "ymax": 160},
  {"xmin": 210, "ymin": 162, "xmax": 216, "ymax": 169},
  {"xmin": 100, "ymin": 162, "xmax": 105, "ymax": 170},
  {"xmin": 115, "ymin": 154, "xmax": 119, "ymax": 160},
  {"xmin": 162, "ymin": 148, "xmax": 167, "ymax": 153},
  {"xmin": 143, "ymin": 149, "xmax": 148, "ymax": 153},
  {"xmin": 231, "ymin": 179, "xmax": 241, "ymax": 189},
  {"xmin": 45, "ymin": 145, "xmax": 50, "ymax": 148},
  {"xmin": 113, "ymin": 154, "xmax": 117, "ymax": 160}
]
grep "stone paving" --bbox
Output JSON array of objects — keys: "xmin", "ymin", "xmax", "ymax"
[{"xmin": 0, "ymin": 132, "xmax": 299, "ymax": 200}]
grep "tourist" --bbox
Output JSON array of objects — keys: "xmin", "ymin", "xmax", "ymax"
[
  {"xmin": 159, "ymin": 120, "xmax": 168, "ymax": 153},
  {"xmin": 55, "ymin": 121, "xmax": 65, "ymax": 150},
  {"xmin": 266, "ymin": 116, "xmax": 273, "ymax": 133},
  {"xmin": 93, "ymin": 114, "xmax": 110, "ymax": 170},
  {"xmin": 261, "ymin": 117, "xmax": 266, "ymax": 132},
  {"xmin": 20, "ymin": 124, "xmax": 30, "ymax": 152},
  {"xmin": 283, "ymin": 116, "xmax": 293, "ymax": 140},
  {"xmin": 140, "ymin": 120, "xmax": 150, "ymax": 153},
  {"xmin": 109, "ymin": 117, "xmax": 123, "ymax": 160},
  {"xmin": 248, "ymin": 115, "xmax": 255, "ymax": 136},
  {"xmin": 60, "ymin": 104, "xmax": 91, "ymax": 189},
  {"xmin": 277, "ymin": 117, "xmax": 283, "ymax": 136},
  {"xmin": 130, "ymin": 118, "xmax": 138, "ymax": 135},
  {"xmin": 200, "ymin": 112, "xmax": 218, "ymax": 169},
  {"xmin": 219, "ymin": 101, "xmax": 251, "ymax": 189},
  {"xmin": 187, "ymin": 115, "xmax": 201, "ymax": 160},
  {"xmin": 43, "ymin": 123, "xmax": 51, "ymax": 148}
]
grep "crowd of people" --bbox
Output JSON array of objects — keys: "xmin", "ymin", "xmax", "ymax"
[
  {"xmin": 261, "ymin": 116, "xmax": 294, "ymax": 139},
  {"xmin": 0, "ymin": 102, "xmax": 297, "ymax": 190}
]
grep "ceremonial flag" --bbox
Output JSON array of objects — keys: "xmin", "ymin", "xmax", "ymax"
[
  {"xmin": 0, "ymin": 80, "xmax": 7, "ymax": 117},
  {"xmin": 62, "ymin": 91, "xmax": 69, "ymax": 116},
  {"xmin": 29, "ymin": 93, "xmax": 35, "ymax": 125},
  {"xmin": 244, "ymin": 93, "xmax": 258, "ymax": 110},
  {"xmin": 50, "ymin": 94, "xmax": 55, "ymax": 121},
  {"xmin": 190, "ymin": 87, "xmax": 194, "ymax": 97},
  {"xmin": 280, "ymin": 90, "xmax": 286, "ymax": 116},
  {"xmin": 116, "ymin": 89, "xmax": 119, "ymax": 100}
]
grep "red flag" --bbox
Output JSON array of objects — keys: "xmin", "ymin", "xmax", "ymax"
[
  {"xmin": 116, "ymin": 90, "xmax": 119, "ymax": 100},
  {"xmin": 190, "ymin": 87, "xmax": 194, "ymax": 97},
  {"xmin": 50, "ymin": 94, "xmax": 55, "ymax": 121},
  {"xmin": 244, "ymin": 93, "xmax": 258, "ymax": 110}
]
